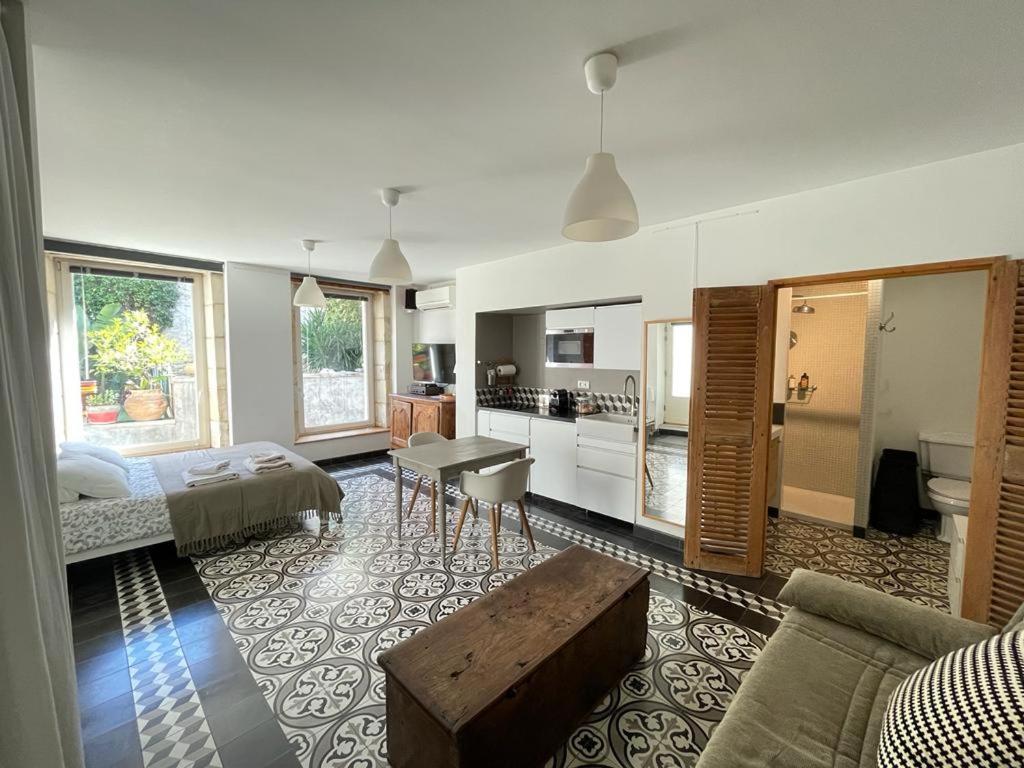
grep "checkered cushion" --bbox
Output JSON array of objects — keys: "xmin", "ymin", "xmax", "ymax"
[{"xmin": 878, "ymin": 630, "xmax": 1024, "ymax": 767}]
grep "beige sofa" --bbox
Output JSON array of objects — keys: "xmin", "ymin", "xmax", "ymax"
[{"xmin": 697, "ymin": 569, "xmax": 1021, "ymax": 768}]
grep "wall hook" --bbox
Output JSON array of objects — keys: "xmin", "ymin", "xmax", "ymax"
[{"xmin": 879, "ymin": 312, "xmax": 896, "ymax": 333}]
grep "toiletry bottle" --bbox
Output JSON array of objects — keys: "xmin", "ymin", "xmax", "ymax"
[{"xmin": 799, "ymin": 372, "xmax": 809, "ymax": 389}]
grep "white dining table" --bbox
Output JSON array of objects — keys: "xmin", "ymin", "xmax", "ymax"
[{"xmin": 389, "ymin": 435, "xmax": 528, "ymax": 562}]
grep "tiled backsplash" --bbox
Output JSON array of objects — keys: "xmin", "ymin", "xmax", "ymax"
[{"xmin": 475, "ymin": 386, "xmax": 636, "ymax": 415}]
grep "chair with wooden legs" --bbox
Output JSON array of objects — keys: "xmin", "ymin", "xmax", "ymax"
[
  {"xmin": 452, "ymin": 457, "xmax": 536, "ymax": 569},
  {"xmin": 405, "ymin": 431, "xmax": 449, "ymax": 534}
]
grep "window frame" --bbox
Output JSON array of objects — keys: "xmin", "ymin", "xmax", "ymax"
[
  {"xmin": 291, "ymin": 285, "xmax": 376, "ymax": 439},
  {"xmin": 51, "ymin": 254, "xmax": 212, "ymax": 457}
]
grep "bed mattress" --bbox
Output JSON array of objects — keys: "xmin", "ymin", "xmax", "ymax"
[{"xmin": 60, "ymin": 456, "xmax": 171, "ymax": 557}]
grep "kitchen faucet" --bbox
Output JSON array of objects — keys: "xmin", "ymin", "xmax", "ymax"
[{"xmin": 623, "ymin": 374, "xmax": 637, "ymax": 418}]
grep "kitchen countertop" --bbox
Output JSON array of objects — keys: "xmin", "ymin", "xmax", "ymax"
[{"xmin": 477, "ymin": 405, "xmax": 578, "ymax": 425}]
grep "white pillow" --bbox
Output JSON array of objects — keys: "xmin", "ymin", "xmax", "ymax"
[
  {"xmin": 56, "ymin": 455, "xmax": 130, "ymax": 500},
  {"xmin": 59, "ymin": 441, "xmax": 128, "ymax": 471}
]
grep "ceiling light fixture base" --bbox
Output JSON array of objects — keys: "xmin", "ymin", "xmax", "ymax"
[
  {"xmin": 584, "ymin": 52, "xmax": 618, "ymax": 94},
  {"xmin": 381, "ymin": 188, "xmax": 400, "ymax": 207}
]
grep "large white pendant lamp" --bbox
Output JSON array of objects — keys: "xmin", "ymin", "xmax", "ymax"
[
  {"xmin": 368, "ymin": 188, "xmax": 413, "ymax": 284},
  {"xmin": 563, "ymin": 52, "xmax": 639, "ymax": 242},
  {"xmin": 293, "ymin": 239, "xmax": 326, "ymax": 308}
]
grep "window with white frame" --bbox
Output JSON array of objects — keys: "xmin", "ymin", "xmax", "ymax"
[
  {"xmin": 52, "ymin": 256, "xmax": 210, "ymax": 455},
  {"xmin": 293, "ymin": 287, "xmax": 374, "ymax": 436}
]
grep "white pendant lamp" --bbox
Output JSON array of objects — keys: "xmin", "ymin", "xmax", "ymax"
[
  {"xmin": 563, "ymin": 52, "xmax": 639, "ymax": 242},
  {"xmin": 368, "ymin": 188, "xmax": 413, "ymax": 284},
  {"xmin": 293, "ymin": 239, "xmax": 327, "ymax": 308}
]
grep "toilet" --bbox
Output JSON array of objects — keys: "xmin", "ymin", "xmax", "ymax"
[{"xmin": 918, "ymin": 431, "xmax": 973, "ymax": 543}]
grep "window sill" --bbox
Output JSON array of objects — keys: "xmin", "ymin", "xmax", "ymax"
[{"xmin": 295, "ymin": 426, "xmax": 390, "ymax": 445}]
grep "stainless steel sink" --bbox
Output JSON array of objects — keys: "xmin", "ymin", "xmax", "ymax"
[{"xmin": 576, "ymin": 412, "xmax": 637, "ymax": 443}]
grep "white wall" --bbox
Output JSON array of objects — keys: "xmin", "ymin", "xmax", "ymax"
[
  {"xmin": 773, "ymin": 288, "xmax": 793, "ymax": 403},
  {"xmin": 873, "ymin": 270, "xmax": 988, "ymax": 455},
  {"xmin": 224, "ymin": 263, "xmax": 390, "ymax": 461},
  {"xmin": 392, "ymin": 292, "xmax": 415, "ymax": 395},
  {"xmin": 455, "ymin": 143, "xmax": 1024, "ymax": 440},
  {"xmin": 454, "ymin": 143, "xmax": 1024, "ymax": 531},
  {"xmin": 414, "ymin": 307, "xmax": 456, "ymax": 344}
]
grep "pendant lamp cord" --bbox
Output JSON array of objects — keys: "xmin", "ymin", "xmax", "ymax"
[
  {"xmin": 387, "ymin": 204, "xmax": 392, "ymax": 240},
  {"xmin": 307, "ymin": 245, "xmax": 312, "ymax": 276},
  {"xmin": 599, "ymin": 91, "xmax": 605, "ymax": 153}
]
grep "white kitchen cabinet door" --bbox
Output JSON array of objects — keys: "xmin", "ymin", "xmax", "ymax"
[
  {"xmin": 488, "ymin": 412, "xmax": 531, "ymax": 437},
  {"xmin": 529, "ymin": 418, "xmax": 577, "ymax": 505},
  {"xmin": 594, "ymin": 303, "xmax": 642, "ymax": 370},
  {"xmin": 476, "ymin": 409, "xmax": 490, "ymax": 437},
  {"xmin": 577, "ymin": 467, "xmax": 636, "ymax": 522},
  {"xmin": 545, "ymin": 306, "xmax": 595, "ymax": 330}
]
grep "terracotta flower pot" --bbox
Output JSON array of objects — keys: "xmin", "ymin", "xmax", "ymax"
[
  {"xmin": 85, "ymin": 405, "xmax": 121, "ymax": 424},
  {"xmin": 123, "ymin": 388, "xmax": 167, "ymax": 421}
]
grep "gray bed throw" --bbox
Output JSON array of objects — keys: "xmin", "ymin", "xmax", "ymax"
[{"xmin": 152, "ymin": 441, "xmax": 342, "ymax": 555}]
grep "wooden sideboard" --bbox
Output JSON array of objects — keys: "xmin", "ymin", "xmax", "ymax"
[{"xmin": 389, "ymin": 393, "xmax": 456, "ymax": 449}]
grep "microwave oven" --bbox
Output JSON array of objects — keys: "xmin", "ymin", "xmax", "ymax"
[{"xmin": 545, "ymin": 327, "xmax": 594, "ymax": 368}]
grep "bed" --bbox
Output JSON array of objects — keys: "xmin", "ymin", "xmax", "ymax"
[{"xmin": 61, "ymin": 442, "xmax": 342, "ymax": 563}]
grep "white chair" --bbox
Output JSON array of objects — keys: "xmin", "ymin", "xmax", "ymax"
[
  {"xmin": 453, "ymin": 457, "xmax": 536, "ymax": 569},
  {"xmin": 406, "ymin": 431, "xmax": 449, "ymax": 534}
]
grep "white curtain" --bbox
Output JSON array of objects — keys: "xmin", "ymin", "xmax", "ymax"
[{"xmin": 0, "ymin": 2, "xmax": 85, "ymax": 767}]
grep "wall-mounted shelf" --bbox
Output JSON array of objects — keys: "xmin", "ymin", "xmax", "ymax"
[{"xmin": 786, "ymin": 385, "xmax": 818, "ymax": 404}]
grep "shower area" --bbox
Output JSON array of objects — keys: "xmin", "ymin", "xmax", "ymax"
[{"xmin": 775, "ymin": 281, "xmax": 879, "ymax": 529}]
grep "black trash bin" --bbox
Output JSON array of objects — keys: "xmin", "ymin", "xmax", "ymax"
[{"xmin": 870, "ymin": 448, "xmax": 922, "ymax": 535}]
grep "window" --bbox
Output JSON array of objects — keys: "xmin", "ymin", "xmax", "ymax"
[
  {"xmin": 670, "ymin": 322, "xmax": 693, "ymax": 398},
  {"xmin": 293, "ymin": 289, "xmax": 374, "ymax": 436},
  {"xmin": 52, "ymin": 257, "xmax": 210, "ymax": 455}
]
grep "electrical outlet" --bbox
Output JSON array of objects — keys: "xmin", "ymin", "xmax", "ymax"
[{"xmin": 577, "ymin": 379, "xmax": 590, "ymax": 389}]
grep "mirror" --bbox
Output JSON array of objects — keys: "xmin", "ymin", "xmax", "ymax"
[{"xmin": 641, "ymin": 319, "xmax": 693, "ymax": 526}]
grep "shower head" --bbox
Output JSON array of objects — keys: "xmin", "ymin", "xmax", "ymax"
[{"xmin": 792, "ymin": 299, "xmax": 815, "ymax": 315}]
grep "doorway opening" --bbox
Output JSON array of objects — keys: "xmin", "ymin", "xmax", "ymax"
[{"xmin": 765, "ymin": 266, "xmax": 991, "ymax": 615}]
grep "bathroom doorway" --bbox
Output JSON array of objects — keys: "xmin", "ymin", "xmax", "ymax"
[{"xmin": 765, "ymin": 265, "xmax": 991, "ymax": 616}]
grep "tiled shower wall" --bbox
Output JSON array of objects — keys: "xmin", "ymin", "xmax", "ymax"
[{"xmin": 782, "ymin": 281, "xmax": 868, "ymax": 498}]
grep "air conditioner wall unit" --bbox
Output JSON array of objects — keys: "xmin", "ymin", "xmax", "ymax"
[{"xmin": 415, "ymin": 285, "xmax": 455, "ymax": 311}]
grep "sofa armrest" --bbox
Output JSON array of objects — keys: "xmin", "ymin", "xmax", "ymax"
[{"xmin": 778, "ymin": 569, "xmax": 996, "ymax": 659}]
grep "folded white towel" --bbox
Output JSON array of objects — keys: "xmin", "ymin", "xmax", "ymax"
[
  {"xmin": 188, "ymin": 459, "xmax": 231, "ymax": 476},
  {"xmin": 244, "ymin": 457, "xmax": 292, "ymax": 475},
  {"xmin": 182, "ymin": 469, "xmax": 239, "ymax": 487},
  {"xmin": 249, "ymin": 450, "xmax": 286, "ymax": 465}
]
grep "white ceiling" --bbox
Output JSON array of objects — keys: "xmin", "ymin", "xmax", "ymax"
[{"xmin": 29, "ymin": 1, "xmax": 1024, "ymax": 284}]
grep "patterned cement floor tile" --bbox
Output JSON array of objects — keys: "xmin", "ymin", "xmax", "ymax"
[
  {"xmin": 194, "ymin": 471, "xmax": 766, "ymax": 768},
  {"xmin": 765, "ymin": 516, "xmax": 950, "ymax": 611}
]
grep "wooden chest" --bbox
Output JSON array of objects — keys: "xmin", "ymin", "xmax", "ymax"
[{"xmin": 378, "ymin": 545, "xmax": 650, "ymax": 768}]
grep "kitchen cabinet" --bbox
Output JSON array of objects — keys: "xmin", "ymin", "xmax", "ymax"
[
  {"xmin": 577, "ymin": 432, "xmax": 637, "ymax": 523},
  {"xmin": 546, "ymin": 306, "xmax": 595, "ymax": 330},
  {"xmin": 476, "ymin": 409, "xmax": 490, "ymax": 437},
  {"xmin": 389, "ymin": 394, "xmax": 455, "ymax": 449},
  {"xmin": 594, "ymin": 303, "xmax": 642, "ymax": 370},
  {"xmin": 484, "ymin": 410, "xmax": 531, "ymax": 491},
  {"xmin": 529, "ymin": 418, "xmax": 577, "ymax": 505},
  {"xmin": 488, "ymin": 412, "xmax": 531, "ymax": 444},
  {"xmin": 577, "ymin": 468, "xmax": 636, "ymax": 523}
]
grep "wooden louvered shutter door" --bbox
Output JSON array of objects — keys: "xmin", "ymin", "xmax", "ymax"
[
  {"xmin": 963, "ymin": 258, "xmax": 1024, "ymax": 626},
  {"xmin": 684, "ymin": 285, "xmax": 775, "ymax": 577}
]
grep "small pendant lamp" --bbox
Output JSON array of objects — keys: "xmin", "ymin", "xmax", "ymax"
[
  {"xmin": 563, "ymin": 52, "xmax": 639, "ymax": 242},
  {"xmin": 368, "ymin": 188, "xmax": 413, "ymax": 284},
  {"xmin": 293, "ymin": 239, "xmax": 326, "ymax": 308}
]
